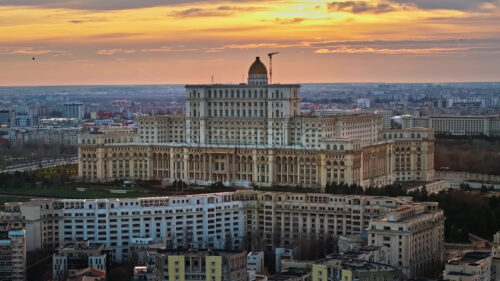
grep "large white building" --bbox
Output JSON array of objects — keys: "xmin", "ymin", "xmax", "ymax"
[{"xmin": 78, "ymin": 57, "xmax": 435, "ymax": 189}]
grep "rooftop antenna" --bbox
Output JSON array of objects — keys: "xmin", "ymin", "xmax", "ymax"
[
  {"xmin": 268, "ymin": 51, "xmax": 279, "ymax": 84},
  {"xmin": 211, "ymin": 75, "xmax": 214, "ymax": 84}
]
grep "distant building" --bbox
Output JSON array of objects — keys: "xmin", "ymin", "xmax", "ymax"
[
  {"xmin": 52, "ymin": 241, "xmax": 108, "ymax": 281},
  {"xmin": 0, "ymin": 110, "xmax": 15, "ymax": 127},
  {"xmin": 147, "ymin": 248, "xmax": 247, "ymax": 281},
  {"xmin": 248, "ymin": 251, "xmax": 265, "ymax": 274},
  {"xmin": 368, "ymin": 202, "xmax": 444, "ymax": 279},
  {"xmin": 357, "ymin": 98, "xmax": 371, "ymax": 109},
  {"xmin": 0, "ymin": 224, "xmax": 26, "ymax": 281},
  {"xmin": 375, "ymin": 110, "xmax": 392, "ymax": 129},
  {"xmin": 63, "ymin": 102, "xmax": 84, "ymax": 119},
  {"xmin": 402, "ymin": 115, "xmax": 500, "ymax": 137},
  {"xmin": 444, "ymin": 251, "xmax": 491, "ymax": 281}
]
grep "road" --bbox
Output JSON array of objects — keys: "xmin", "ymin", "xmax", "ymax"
[{"xmin": 0, "ymin": 158, "xmax": 77, "ymax": 174}]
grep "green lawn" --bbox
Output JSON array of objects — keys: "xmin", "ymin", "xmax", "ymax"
[{"xmin": 0, "ymin": 187, "xmax": 165, "ymax": 199}]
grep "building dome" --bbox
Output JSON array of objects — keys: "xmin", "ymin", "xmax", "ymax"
[
  {"xmin": 248, "ymin": 57, "xmax": 268, "ymax": 75},
  {"xmin": 248, "ymin": 57, "xmax": 268, "ymax": 85}
]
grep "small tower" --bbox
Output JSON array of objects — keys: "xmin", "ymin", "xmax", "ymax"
[{"xmin": 248, "ymin": 57, "xmax": 268, "ymax": 85}]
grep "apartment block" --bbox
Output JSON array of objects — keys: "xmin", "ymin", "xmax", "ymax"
[
  {"xmin": 0, "ymin": 224, "xmax": 26, "ymax": 281},
  {"xmin": 148, "ymin": 248, "xmax": 247, "ymax": 281},
  {"xmin": 368, "ymin": 202, "xmax": 444, "ymax": 279}
]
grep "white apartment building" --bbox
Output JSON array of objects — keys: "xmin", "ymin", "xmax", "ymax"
[
  {"xmin": 368, "ymin": 202, "xmax": 445, "ymax": 279},
  {"xmin": 1, "ymin": 193, "xmax": 245, "ymax": 263},
  {"xmin": 0, "ymin": 191, "xmax": 423, "ymax": 265}
]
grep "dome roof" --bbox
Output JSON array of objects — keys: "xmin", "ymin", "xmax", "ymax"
[{"xmin": 248, "ymin": 57, "xmax": 268, "ymax": 75}]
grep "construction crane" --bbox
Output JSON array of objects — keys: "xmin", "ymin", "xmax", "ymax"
[{"xmin": 268, "ymin": 51, "xmax": 279, "ymax": 84}]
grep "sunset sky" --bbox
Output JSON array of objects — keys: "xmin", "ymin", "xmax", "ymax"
[{"xmin": 0, "ymin": 0, "xmax": 499, "ymax": 86}]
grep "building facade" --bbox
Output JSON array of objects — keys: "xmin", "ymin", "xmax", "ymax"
[
  {"xmin": 0, "ymin": 224, "xmax": 26, "ymax": 281},
  {"xmin": 78, "ymin": 57, "xmax": 434, "ymax": 189},
  {"xmin": 402, "ymin": 115, "xmax": 500, "ymax": 137},
  {"xmin": 63, "ymin": 102, "xmax": 84, "ymax": 120},
  {"xmin": 367, "ymin": 202, "xmax": 444, "ymax": 279},
  {"xmin": 1, "ymin": 191, "xmax": 424, "ymax": 264},
  {"xmin": 148, "ymin": 248, "xmax": 247, "ymax": 281}
]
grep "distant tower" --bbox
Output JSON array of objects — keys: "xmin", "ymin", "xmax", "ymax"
[{"xmin": 247, "ymin": 57, "xmax": 268, "ymax": 85}]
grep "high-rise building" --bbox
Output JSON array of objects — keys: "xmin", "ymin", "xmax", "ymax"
[
  {"xmin": 0, "ymin": 110, "xmax": 15, "ymax": 127},
  {"xmin": 367, "ymin": 202, "xmax": 444, "ymax": 279},
  {"xmin": 0, "ymin": 223, "xmax": 26, "ymax": 281},
  {"xmin": 63, "ymin": 102, "xmax": 84, "ymax": 119},
  {"xmin": 78, "ymin": 57, "xmax": 435, "ymax": 189}
]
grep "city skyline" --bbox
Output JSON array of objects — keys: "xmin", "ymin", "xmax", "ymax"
[{"xmin": 1, "ymin": 0, "xmax": 500, "ymax": 86}]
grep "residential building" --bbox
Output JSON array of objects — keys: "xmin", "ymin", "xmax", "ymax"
[
  {"xmin": 280, "ymin": 255, "xmax": 401, "ymax": 281},
  {"xmin": 248, "ymin": 251, "xmax": 265, "ymax": 273},
  {"xmin": 368, "ymin": 202, "xmax": 445, "ymax": 279},
  {"xmin": 444, "ymin": 251, "xmax": 491, "ymax": 281},
  {"xmin": 0, "ymin": 224, "xmax": 26, "ymax": 281},
  {"xmin": 0, "ymin": 192, "xmax": 420, "ymax": 264},
  {"xmin": 63, "ymin": 102, "xmax": 84, "ymax": 119},
  {"xmin": 52, "ymin": 241, "xmax": 108, "ymax": 281},
  {"xmin": 148, "ymin": 248, "xmax": 247, "ymax": 281}
]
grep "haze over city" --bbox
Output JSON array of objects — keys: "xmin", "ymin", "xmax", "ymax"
[
  {"xmin": 1, "ymin": 0, "xmax": 500, "ymax": 86},
  {"xmin": 1, "ymin": 1, "xmax": 500, "ymax": 281}
]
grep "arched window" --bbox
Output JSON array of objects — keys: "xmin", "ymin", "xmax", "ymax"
[{"xmin": 340, "ymin": 145, "xmax": 344, "ymax": 150}]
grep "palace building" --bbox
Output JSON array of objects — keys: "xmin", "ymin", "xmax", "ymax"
[{"xmin": 78, "ymin": 57, "xmax": 435, "ymax": 189}]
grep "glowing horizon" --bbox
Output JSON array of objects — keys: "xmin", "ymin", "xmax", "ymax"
[{"xmin": 0, "ymin": 0, "xmax": 499, "ymax": 86}]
